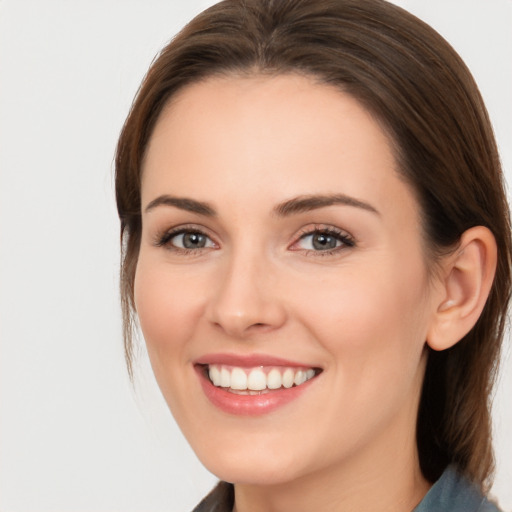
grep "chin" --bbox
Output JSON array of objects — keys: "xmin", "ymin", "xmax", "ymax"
[
  {"xmin": 184, "ymin": 429, "xmax": 307, "ymax": 486},
  {"xmin": 202, "ymin": 454, "xmax": 305, "ymax": 486}
]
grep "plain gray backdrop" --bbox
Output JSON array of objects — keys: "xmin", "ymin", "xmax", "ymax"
[{"xmin": 1, "ymin": 1, "xmax": 511, "ymax": 511}]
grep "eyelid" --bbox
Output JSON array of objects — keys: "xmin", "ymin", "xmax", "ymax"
[
  {"xmin": 289, "ymin": 224, "xmax": 355, "ymax": 254},
  {"xmin": 152, "ymin": 222, "xmax": 354, "ymax": 255},
  {"xmin": 153, "ymin": 224, "xmax": 219, "ymax": 250}
]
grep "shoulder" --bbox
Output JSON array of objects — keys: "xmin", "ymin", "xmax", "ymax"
[
  {"xmin": 192, "ymin": 468, "xmax": 502, "ymax": 512},
  {"xmin": 414, "ymin": 466, "xmax": 502, "ymax": 512}
]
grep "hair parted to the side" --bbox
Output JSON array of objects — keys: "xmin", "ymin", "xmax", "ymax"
[{"xmin": 115, "ymin": 0, "xmax": 511, "ymax": 490}]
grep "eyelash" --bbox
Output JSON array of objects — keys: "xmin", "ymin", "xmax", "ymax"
[
  {"xmin": 154, "ymin": 225, "xmax": 217, "ymax": 255},
  {"xmin": 154, "ymin": 224, "xmax": 355, "ymax": 256},
  {"xmin": 291, "ymin": 225, "xmax": 355, "ymax": 256}
]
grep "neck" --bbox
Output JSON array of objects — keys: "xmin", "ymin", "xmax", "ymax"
[
  {"xmin": 234, "ymin": 453, "xmax": 430, "ymax": 512},
  {"xmin": 232, "ymin": 408, "xmax": 431, "ymax": 512}
]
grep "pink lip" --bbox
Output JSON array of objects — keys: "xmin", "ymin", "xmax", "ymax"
[
  {"xmin": 194, "ymin": 353, "xmax": 321, "ymax": 416},
  {"xmin": 194, "ymin": 352, "xmax": 313, "ymax": 368}
]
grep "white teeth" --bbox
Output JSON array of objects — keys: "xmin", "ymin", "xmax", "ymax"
[
  {"xmin": 282, "ymin": 368, "xmax": 294, "ymax": 388},
  {"xmin": 267, "ymin": 368, "xmax": 282, "ymax": 389},
  {"xmin": 209, "ymin": 365, "xmax": 221, "ymax": 386},
  {"xmin": 207, "ymin": 364, "xmax": 318, "ymax": 391},
  {"xmin": 247, "ymin": 368, "xmax": 267, "ymax": 391},
  {"xmin": 220, "ymin": 367, "xmax": 231, "ymax": 388},
  {"xmin": 294, "ymin": 369, "xmax": 306, "ymax": 386},
  {"xmin": 230, "ymin": 367, "xmax": 247, "ymax": 390}
]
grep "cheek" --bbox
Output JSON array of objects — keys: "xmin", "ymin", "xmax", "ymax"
[
  {"xmin": 296, "ymin": 264, "xmax": 430, "ymax": 442},
  {"xmin": 133, "ymin": 258, "xmax": 210, "ymax": 422},
  {"xmin": 300, "ymin": 257, "xmax": 430, "ymax": 383},
  {"xmin": 133, "ymin": 258, "xmax": 202, "ymax": 362}
]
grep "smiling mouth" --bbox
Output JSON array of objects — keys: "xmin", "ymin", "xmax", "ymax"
[{"xmin": 200, "ymin": 364, "xmax": 322, "ymax": 395}]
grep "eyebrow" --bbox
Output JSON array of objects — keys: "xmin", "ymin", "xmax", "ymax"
[
  {"xmin": 274, "ymin": 194, "xmax": 380, "ymax": 216},
  {"xmin": 143, "ymin": 193, "xmax": 379, "ymax": 217},
  {"xmin": 144, "ymin": 195, "xmax": 216, "ymax": 216}
]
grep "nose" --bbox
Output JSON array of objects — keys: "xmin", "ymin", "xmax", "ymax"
[{"xmin": 205, "ymin": 249, "xmax": 287, "ymax": 339}]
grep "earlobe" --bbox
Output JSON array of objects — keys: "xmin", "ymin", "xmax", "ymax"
[{"xmin": 426, "ymin": 226, "xmax": 497, "ymax": 351}]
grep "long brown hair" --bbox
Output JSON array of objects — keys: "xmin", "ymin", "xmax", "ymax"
[{"xmin": 115, "ymin": 0, "xmax": 511, "ymax": 488}]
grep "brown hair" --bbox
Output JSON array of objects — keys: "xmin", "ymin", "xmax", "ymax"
[{"xmin": 115, "ymin": 0, "xmax": 511, "ymax": 489}]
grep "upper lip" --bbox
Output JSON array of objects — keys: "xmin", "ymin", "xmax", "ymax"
[{"xmin": 194, "ymin": 352, "xmax": 320, "ymax": 368}]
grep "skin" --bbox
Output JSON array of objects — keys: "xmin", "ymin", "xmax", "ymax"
[{"xmin": 135, "ymin": 74, "xmax": 449, "ymax": 511}]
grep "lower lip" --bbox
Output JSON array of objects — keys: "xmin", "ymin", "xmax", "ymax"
[{"xmin": 196, "ymin": 366, "xmax": 317, "ymax": 416}]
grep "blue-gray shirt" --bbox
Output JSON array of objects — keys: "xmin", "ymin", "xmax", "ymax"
[
  {"xmin": 194, "ymin": 466, "xmax": 502, "ymax": 511},
  {"xmin": 413, "ymin": 466, "xmax": 501, "ymax": 512}
]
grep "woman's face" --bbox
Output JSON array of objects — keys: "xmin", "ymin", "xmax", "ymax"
[{"xmin": 135, "ymin": 74, "xmax": 440, "ymax": 485}]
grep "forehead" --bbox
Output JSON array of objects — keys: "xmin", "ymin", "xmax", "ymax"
[{"xmin": 142, "ymin": 73, "xmax": 418, "ymax": 227}]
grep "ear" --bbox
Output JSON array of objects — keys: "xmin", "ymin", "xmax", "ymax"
[{"xmin": 427, "ymin": 226, "xmax": 497, "ymax": 351}]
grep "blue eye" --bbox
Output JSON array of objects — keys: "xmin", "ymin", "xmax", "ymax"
[
  {"xmin": 296, "ymin": 229, "xmax": 354, "ymax": 252},
  {"xmin": 159, "ymin": 229, "xmax": 215, "ymax": 250}
]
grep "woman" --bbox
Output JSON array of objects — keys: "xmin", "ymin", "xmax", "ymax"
[{"xmin": 115, "ymin": 0, "xmax": 511, "ymax": 510}]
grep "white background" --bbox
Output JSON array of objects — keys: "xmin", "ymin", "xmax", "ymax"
[{"xmin": 0, "ymin": 1, "xmax": 511, "ymax": 511}]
